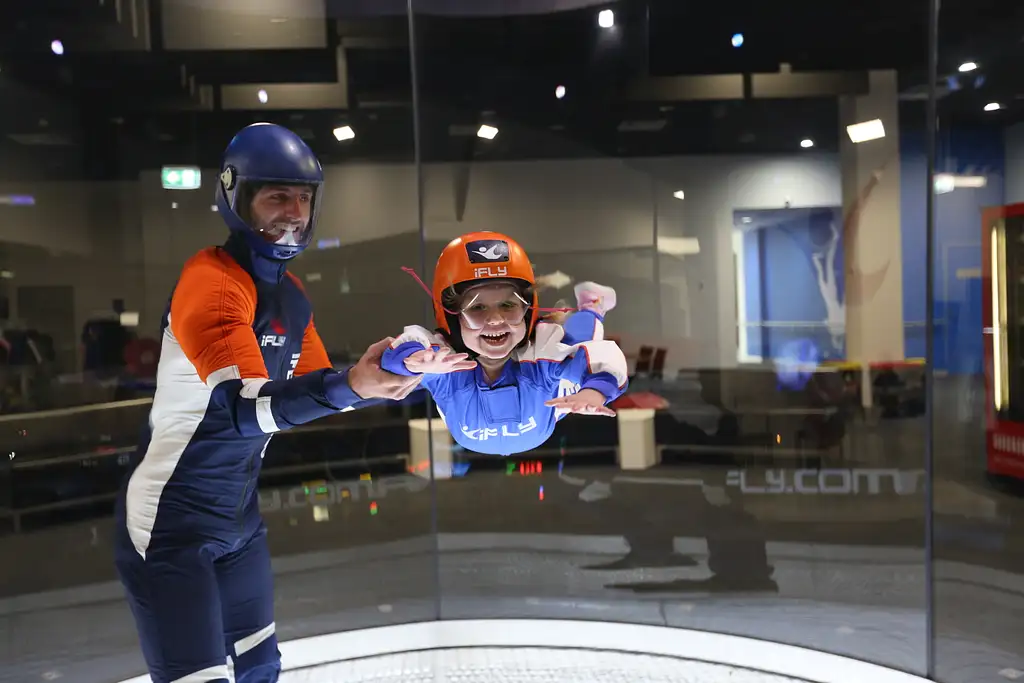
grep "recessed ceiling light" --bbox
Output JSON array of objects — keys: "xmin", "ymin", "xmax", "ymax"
[{"xmin": 846, "ymin": 119, "xmax": 885, "ymax": 143}]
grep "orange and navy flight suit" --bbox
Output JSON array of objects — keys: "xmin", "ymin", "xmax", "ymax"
[{"xmin": 113, "ymin": 234, "xmax": 367, "ymax": 683}]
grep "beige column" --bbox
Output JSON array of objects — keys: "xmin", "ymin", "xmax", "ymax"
[{"xmin": 839, "ymin": 70, "xmax": 906, "ymax": 407}]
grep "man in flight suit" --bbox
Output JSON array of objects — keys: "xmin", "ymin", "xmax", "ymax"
[{"xmin": 113, "ymin": 122, "xmax": 420, "ymax": 683}]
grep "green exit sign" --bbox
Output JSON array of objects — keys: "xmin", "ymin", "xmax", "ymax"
[{"xmin": 161, "ymin": 166, "xmax": 202, "ymax": 190}]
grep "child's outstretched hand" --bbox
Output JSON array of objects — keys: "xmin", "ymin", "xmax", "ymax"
[
  {"xmin": 545, "ymin": 388, "xmax": 616, "ymax": 417},
  {"xmin": 404, "ymin": 347, "xmax": 477, "ymax": 375}
]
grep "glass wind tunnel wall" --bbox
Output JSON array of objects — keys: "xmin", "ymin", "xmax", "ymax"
[{"xmin": 0, "ymin": 1, "xmax": 1022, "ymax": 683}]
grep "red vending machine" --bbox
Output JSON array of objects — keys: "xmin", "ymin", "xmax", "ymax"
[{"xmin": 983, "ymin": 202, "xmax": 1024, "ymax": 480}]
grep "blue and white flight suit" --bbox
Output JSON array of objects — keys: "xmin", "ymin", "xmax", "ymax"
[{"xmin": 381, "ymin": 309, "xmax": 629, "ymax": 456}]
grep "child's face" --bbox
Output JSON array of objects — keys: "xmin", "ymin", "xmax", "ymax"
[{"xmin": 458, "ymin": 283, "xmax": 529, "ymax": 360}]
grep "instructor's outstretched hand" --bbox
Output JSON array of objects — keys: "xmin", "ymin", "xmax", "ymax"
[{"xmin": 348, "ymin": 337, "xmax": 423, "ymax": 400}]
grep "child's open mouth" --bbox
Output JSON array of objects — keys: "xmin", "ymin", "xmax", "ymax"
[{"xmin": 480, "ymin": 331, "xmax": 510, "ymax": 346}]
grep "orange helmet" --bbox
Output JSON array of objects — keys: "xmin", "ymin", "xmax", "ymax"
[{"xmin": 432, "ymin": 231, "xmax": 538, "ymax": 337}]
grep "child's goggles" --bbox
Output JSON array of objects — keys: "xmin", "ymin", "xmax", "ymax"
[{"xmin": 458, "ymin": 290, "xmax": 531, "ymax": 330}]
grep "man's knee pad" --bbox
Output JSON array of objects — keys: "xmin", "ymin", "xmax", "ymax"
[{"xmin": 233, "ymin": 630, "xmax": 281, "ymax": 683}]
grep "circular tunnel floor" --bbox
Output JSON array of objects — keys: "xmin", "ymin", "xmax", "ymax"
[
  {"xmin": 117, "ymin": 619, "xmax": 931, "ymax": 683},
  {"xmin": 279, "ymin": 647, "xmax": 806, "ymax": 682}
]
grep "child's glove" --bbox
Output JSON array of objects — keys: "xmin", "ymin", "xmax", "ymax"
[
  {"xmin": 574, "ymin": 282, "xmax": 616, "ymax": 316},
  {"xmin": 544, "ymin": 388, "xmax": 616, "ymax": 417},
  {"xmin": 404, "ymin": 347, "xmax": 477, "ymax": 375}
]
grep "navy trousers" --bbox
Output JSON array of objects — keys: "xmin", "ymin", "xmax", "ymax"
[{"xmin": 114, "ymin": 521, "xmax": 281, "ymax": 683}]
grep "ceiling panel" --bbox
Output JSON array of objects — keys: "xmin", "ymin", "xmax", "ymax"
[
  {"xmin": 161, "ymin": 0, "xmax": 327, "ymax": 50},
  {"xmin": 221, "ymin": 83, "xmax": 348, "ymax": 110}
]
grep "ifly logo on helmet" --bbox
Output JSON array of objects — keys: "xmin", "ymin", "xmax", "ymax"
[
  {"xmin": 466, "ymin": 239, "xmax": 510, "ymax": 278},
  {"xmin": 466, "ymin": 240, "xmax": 510, "ymax": 264}
]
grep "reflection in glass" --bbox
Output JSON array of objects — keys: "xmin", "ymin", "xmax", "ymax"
[{"xmin": 982, "ymin": 208, "xmax": 1024, "ymax": 475}]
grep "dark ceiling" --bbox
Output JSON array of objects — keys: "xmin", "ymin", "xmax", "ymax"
[{"xmin": 0, "ymin": 0, "xmax": 1021, "ymax": 181}]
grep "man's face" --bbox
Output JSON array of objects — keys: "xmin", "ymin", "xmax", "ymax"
[{"xmin": 250, "ymin": 184, "xmax": 313, "ymax": 245}]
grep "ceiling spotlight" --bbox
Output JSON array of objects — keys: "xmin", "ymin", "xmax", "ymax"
[
  {"xmin": 598, "ymin": 9, "xmax": 614, "ymax": 28},
  {"xmin": 555, "ymin": 85, "xmax": 566, "ymax": 100},
  {"xmin": 477, "ymin": 124, "xmax": 498, "ymax": 140},
  {"xmin": 984, "ymin": 102, "xmax": 1002, "ymax": 112},
  {"xmin": 958, "ymin": 61, "xmax": 978, "ymax": 73},
  {"xmin": 333, "ymin": 125, "xmax": 355, "ymax": 141},
  {"xmin": 731, "ymin": 33, "xmax": 744, "ymax": 48},
  {"xmin": 50, "ymin": 40, "xmax": 64, "ymax": 55},
  {"xmin": 672, "ymin": 190, "xmax": 685, "ymax": 200},
  {"xmin": 800, "ymin": 138, "xmax": 815, "ymax": 149},
  {"xmin": 257, "ymin": 89, "xmax": 268, "ymax": 104},
  {"xmin": 846, "ymin": 119, "xmax": 885, "ymax": 143}
]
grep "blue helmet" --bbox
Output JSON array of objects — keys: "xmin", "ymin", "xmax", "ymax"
[{"xmin": 215, "ymin": 123, "xmax": 324, "ymax": 260}]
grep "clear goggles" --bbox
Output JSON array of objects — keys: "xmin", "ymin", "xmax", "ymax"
[{"xmin": 458, "ymin": 288, "xmax": 531, "ymax": 330}]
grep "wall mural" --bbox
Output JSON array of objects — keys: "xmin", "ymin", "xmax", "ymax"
[
  {"xmin": 736, "ymin": 207, "xmax": 845, "ymax": 390},
  {"xmin": 793, "ymin": 211, "xmax": 845, "ymax": 353},
  {"xmin": 735, "ymin": 206, "xmax": 845, "ymax": 362},
  {"xmin": 737, "ymin": 163, "xmax": 890, "ymax": 366}
]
